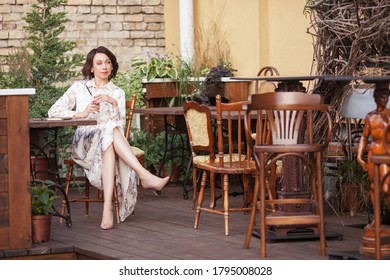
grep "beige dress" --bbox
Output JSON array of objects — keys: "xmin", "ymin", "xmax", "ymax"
[{"xmin": 48, "ymin": 79, "xmax": 137, "ymax": 222}]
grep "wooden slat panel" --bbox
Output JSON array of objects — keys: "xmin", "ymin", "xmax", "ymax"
[
  {"xmin": 0, "ymin": 119, "xmax": 7, "ymax": 136},
  {"xmin": 6, "ymin": 95, "xmax": 32, "ymax": 249},
  {"xmin": 4, "ymin": 252, "xmax": 78, "ymax": 260},
  {"xmin": 224, "ymin": 82, "xmax": 249, "ymax": 102},
  {"xmin": 0, "ymin": 210, "xmax": 9, "ymax": 227},
  {"xmin": 0, "ymin": 192, "xmax": 8, "ymax": 211},
  {"xmin": 0, "ymin": 135, "xmax": 7, "ymax": 154},
  {"xmin": 0, "ymin": 228, "xmax": 10, "ymax": 249},
  {"xmin": 144, "ymin": 81, "xmax": 178, "ymax": 99},
  {"xmin": 0, "ymin": 174, "xmax": 7, "ymax": 192},
  {"xmin": 0, "ymin": 97, "xmax": 6, "ymax": 118},
  {"xmin": 0, "ymin": 154, "xmax": 7, "ymax": 173}
]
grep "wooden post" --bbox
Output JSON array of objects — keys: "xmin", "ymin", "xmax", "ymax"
[{"xmin": 0, "ymin": 88, "xmax": 35, "ymax": 250}]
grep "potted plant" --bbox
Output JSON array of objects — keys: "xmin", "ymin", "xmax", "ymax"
[
  {"xmin": 197, "ymin": 60, "xmax": 236, "ymax": 105},
  {"xmin": 337, "ymin": 158, "xmax": 371, "ymax": 216},
  {"xmin": 132, "ymin": 51, "xmax": 178, "ymax": 82},
  {"xmin": 31, "ymin": 179, "xmax": 58, "ymax": 243},
  {"xmin": 131, "ymin": 51, "xmax": 207, "ymax": 106},
  {"xmin": 131, "ymin": 52, "xmax": 179, "ymax": 104}
]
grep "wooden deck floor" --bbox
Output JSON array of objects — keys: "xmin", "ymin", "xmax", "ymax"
[{"xmin": 1, "ymin": 183, "xmax": 376, "ymax": 260}]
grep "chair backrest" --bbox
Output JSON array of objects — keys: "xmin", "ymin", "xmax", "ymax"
[
  {"xmin": 246, "ymin": 92, "xmax": 332, "ymax": 147},
  {"xmin": 255, "ymin": 66, "xmax": 280, "ymax": 94},
  {"xmin": 125, "ymin": 94, "xmax": 137, "ymax": 140},
  {"xmin": 216, "ymin": 95, "xmax": 251, "ymax": 167},
  {"xmin": 183, "ymin": 101, "xmax": 216, "ymax": 161},
  {"xmin": 257, "ymin": 66, "xmax": 280, "ymax": 77}
]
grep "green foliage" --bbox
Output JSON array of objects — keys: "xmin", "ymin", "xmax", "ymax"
[
  {"xmin": 337, "ymin": 158, "xmax": 370, "ymax": 187},
  {"xmin": 31, "ymin": 180, "xmax": 59, "ymax": 215},
  {"xmin": 337, "ymin": 158, "xmax": 371, "ymax": 214},
  {"xmin": 23, "ymin": 0, "xmax": 83, "ymax": 87},
  {"xmin": 0, "ymin": 49, "xmax": 31, "ymax": 89},
  {"xmin": 113, "ymin": 69, "xmax": 145, "ymax": 108},
  {"xmin": 132, "ymin": 51, "xmax": 178, "ymax": 81},
  {"xmin": 129, "ymin": 129, "xmax": 189, "ymax": 180},
  {"xmin": 0, "ymin": 0, "xmax": 83, "ymax": 118},
  {"xmin": 130, "ymin": 129, "xmax": 164, "ymax": 173},
  {"xmin": 175, "ymin": 56, "xmax": 208, "ymax": 104},
  {"xmin": 29, "ymin": 86, "xmax": 66, "ymax": 118}
]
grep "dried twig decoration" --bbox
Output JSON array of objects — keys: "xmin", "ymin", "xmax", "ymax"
[{"xmin": 305, "ymin": 0, "xmax": 390, "ymax": 139}]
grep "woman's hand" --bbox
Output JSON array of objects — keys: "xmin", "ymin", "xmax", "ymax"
[
  {"xmin": 93, "ymin": 94, "xmax": 117, "ymax": 108},
  {"xmin": 74, "ymin": 102, "xmax": 100, "ymax": 118}
]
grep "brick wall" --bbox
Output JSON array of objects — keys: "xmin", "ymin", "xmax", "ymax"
[{"xmin": 0, "ymin": 0, "xmax": 166, "ymax": 71}]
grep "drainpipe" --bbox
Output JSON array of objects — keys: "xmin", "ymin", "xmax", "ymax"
[{"xmin": 179, "ymin": 0, "xmax": 194, "ymax": 62}]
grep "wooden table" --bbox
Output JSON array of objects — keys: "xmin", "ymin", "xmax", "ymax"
[
  {"xmin": 29, "ymin": 118, "xmax": 97, "ymax": 181},
  {"xmin": 29, "ymin": 118, "xmax": 97, "ymax": 227},
  {"xmin": 29, "ymin": 117, "xmax": 97, "ymax": 128},
  {"xmin": 231, "ymin": 75, "xmax": 321, "ymax": 92}
]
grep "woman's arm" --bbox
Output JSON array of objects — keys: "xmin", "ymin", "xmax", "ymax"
[
  {"xmin": 48, "ymin": 82, "xmax": 79, "ymax": 118},
  {"xmin": 48, "ymin": 81, "xmax": 99, "ymax": 119}
]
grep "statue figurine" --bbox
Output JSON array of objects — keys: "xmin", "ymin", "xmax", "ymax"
[{"xmin": 357, "ymin": 86, "xmax": 390, "ymax": 227}]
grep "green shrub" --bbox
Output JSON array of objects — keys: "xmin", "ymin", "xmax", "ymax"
[{"xmin": 0, "ymin": 0, "xmax": 83, "ymax": 118}]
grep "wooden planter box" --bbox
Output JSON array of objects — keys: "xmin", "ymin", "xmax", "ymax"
[
  {"xmin": 206, "ymin": 77, "xmax": 250, "ymax": 105},
  {"xmin": 141, "ymin": 79, "xmax": 179, "ymax": 136},
  {"xmin": 144, "ymin": 78, "xmax": 178, "ymax": 102},
  {"xmin": 141, "ymin": 78, "xmax": 249, "ymax": 135}
]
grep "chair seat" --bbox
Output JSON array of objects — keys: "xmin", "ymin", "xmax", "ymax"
[
  {"xmin": 265, "ymin": 213, "xmax": 321, "ymax": 226},
  {"xmin": 255, "ymin": 143, "xmax": 325, "ymax": 153},
  {"xmin": 130, "ymin": 146, "xmax": 145, "ymax": 157},
  {"xmin": 193, "ymin": 153, "xmax": 246, "ymax": 164},
  {"xmin": 197, "ymin": 160, "xmax": 257, "ymax": 174}
]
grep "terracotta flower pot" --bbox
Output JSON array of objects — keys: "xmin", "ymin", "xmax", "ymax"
[
  {"xmin": 30, "ymin": 155, "xmax": 57, "ymax": 181},
  {"xmin": 31, "ymin": 214, "xmax": 52, "ymax": 243}
]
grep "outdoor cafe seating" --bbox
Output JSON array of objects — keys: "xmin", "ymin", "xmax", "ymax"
[
  {"xmin": 60, "ymin": 94, "xmax": 145, "ymax": 224},
  {"xmin": 183, "ymin": 95, "xmax": 256, "ymax": 236},
  {"xmin": 243, "ymin": 91, "xmax": 333, "ymax": 258},
  {"xmin": 183, "ymin": 100, "xmax": 216, "ymax": 210}
]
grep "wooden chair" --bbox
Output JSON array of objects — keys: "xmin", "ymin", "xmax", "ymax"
[
  {"xmin": 243, "ymin": 91, "xmax": 333, "ymax": 257},
  {"xmin": 255, "ymin": 66, "xmax": 280, "ymax": 94},
  {"xmin": 183, "ymin": 101, "xmax": 216, "ymax": 210},
  {"xmin": 60, "ymin": 94, "xmax": 145, "ymax": 224},
  {"xmin": 189, "ymin": 95, "xmax": 257, "ymax": 235}
]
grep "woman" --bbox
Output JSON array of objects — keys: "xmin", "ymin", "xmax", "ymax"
[{"xmin": 48, "ymin": 46, "xmax": 169, "ymax": 229}]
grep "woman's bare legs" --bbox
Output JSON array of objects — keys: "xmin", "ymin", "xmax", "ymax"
[
  {"xmin": 100, "ymin": 144, "xmax": 115, "ymax": 229},
  {"xmin": 112, "ymin": 128, "xmax": 169, "ymax": 190}
]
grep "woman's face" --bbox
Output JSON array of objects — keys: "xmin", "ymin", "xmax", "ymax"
[{"xmin": 91, "ymin": 52, "xmax": 112, "ymax": 82}]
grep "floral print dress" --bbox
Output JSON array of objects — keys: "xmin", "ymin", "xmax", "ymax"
[{"xmin": 48, "ymin": 79, "xmax": 137, "ymax": 222}]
